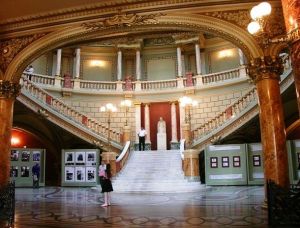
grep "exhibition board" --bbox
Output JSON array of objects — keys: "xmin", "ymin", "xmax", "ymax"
[
  {"xmin": 205, "ymin": 141, "xmax": 300, "ymax": 186},
  {"xmin": 61, "ymin": 149, "xmax": 100, "ymax": 187},
  {"xmin": 10, "ymin": 148, "xmax": 46, "ymax": 187}
]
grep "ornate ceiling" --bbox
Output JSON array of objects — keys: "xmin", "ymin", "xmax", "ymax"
[{"xmin": 0, "ymin": 0, "xmax": 285, "ymax": 81}]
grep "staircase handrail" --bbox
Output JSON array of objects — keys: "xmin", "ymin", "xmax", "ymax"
[
  {"xmin": 116, "ymin": 141, "xmax": 131, "ymax": 173},
  {"xmin": 192, "ymin": 87, "xmax": 257, "ymax": 140},
  {"xmin": 192, "ymin": 66, "xmax": 293, "ymax": 150},
  {"xmin": 20, "ymin": 76, "xmax": 122, "ymax": 147}
]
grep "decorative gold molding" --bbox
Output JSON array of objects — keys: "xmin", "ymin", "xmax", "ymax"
[
  {"xmin": 82, "ymin": 13, "xmax": 164, "ymax": 30},
  {"xmin": 202, "ymin": 7, "xmax": 285, "ymax": 37},
  {"xmin": 0, "ymin": 80, "xmax": 21, "ymax": 99},
  {"xmin": 247, "ymin": 56, "xmax": 283, "ymax": 84},
  {"xmin": 202, "ymin": 10, "xmax": 250, "ymax": 28},
  {"xmin": 0, "ymin": 33, "xmax": 46, "ymax": 73},
  {"xmin": 288, "ymin": 28, "xmax": 300, "ymax": 44}
]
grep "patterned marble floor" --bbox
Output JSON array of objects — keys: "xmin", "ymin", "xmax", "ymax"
[{"xmin": 13, "ymin": 186, "xmax": 267, "ymax": 227}]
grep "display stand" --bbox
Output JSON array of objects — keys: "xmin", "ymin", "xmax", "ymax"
[
  {"xmin": 10, "ymin": 148, "xmax": 46, "ymax": 187},
  {"xmin": 61, "ymin": 149, "xmax": 100, "ymax": 187}
]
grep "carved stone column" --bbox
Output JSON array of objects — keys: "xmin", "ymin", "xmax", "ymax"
[
  {"xmin": 238, "ymin": 48, "xmax": 245, "ymax": 66},
  {"xmin": 176, "ymin": 46, "xmax": 183, "ymax": 77},
  {"xmin": 0, "ymin": 81, "xmax": 20, "ymax": 188},
  {"xmin": 117, "ymin": 49, "xmax": 122, "ymax": 81},
  {"xmin": 134, "ymin": 102, "xmax": 141, "ymax": 143},
  {"xmin": 248, "ymin": 56, "xmax": 289, "ymax": 188},
  {"xmin": 144, "ymin": 103, "xmax": 151, "ymax": 144},
  {"xmin": 136, "ymin": 49, "xmax": 141, "ymax": 80},
  {"xmin": 170, "ymin": 102, "xmax": 178, "ymax": 143},
  {"xmin": 55, "ymin": 49, "xmax": 62, "ymax": 76},
  {"xmin": 170, "ymin": 102, "xmax": 179, "ymax": 149},
  {"xmin": 195, "ymin": 43, "xmax": 202, "ymax": 75},
  {"xmin": 74, "ymin": 48, "xmax": 81, "ymax": 79},
  {"xmin": 281, "ymin": 0, "xmax": 300, "ymax": 116}
]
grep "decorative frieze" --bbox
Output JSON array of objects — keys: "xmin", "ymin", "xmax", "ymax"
[
  {"xmin": 0, "ymin": 80, "xmax": 21, "ymax": 99},
  {"xmin": 82, "ymin": 13, "xmax": 164, "ymax": 30},
  {"xmin": 247, "ymin": 56, "xmax": 283, "ymax": 84},
  {"xmin": 0, "ymin": 33, "xmax": 46, "ymax": 73},
  {"xmin": 202, "ymin": 8, "xmax": 285, "ymax": 37}
]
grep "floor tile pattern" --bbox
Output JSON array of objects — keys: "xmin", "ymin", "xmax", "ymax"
[{"xmin": 13, "ymin": 186, "xmax": 268, "ymax": 227}]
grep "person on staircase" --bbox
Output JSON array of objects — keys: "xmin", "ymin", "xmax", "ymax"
[
  {"xmin": 101, "ymin": 164, "xmax": 113, "ymax": 207},
  {"xmin": 138, "ymin": 127, "xmax": 147, "ymax": 151}
]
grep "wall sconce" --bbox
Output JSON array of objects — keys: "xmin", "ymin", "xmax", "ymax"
[
  {"xmin": 90, "ymin": 60, "xmax": 106, "ymax": 67},
  {"xmin": 120, "ymin": 99, "xmax": 132, "ymax": 126},
  {"xmin": 179, "ymin": 96, "xmax": 198, "ymax": 124},
  {"xmin": 100, "ymin": 103, "xmax": 117, "ymax": 151},
  {"xmin": 218, "ymin": 49, "xmax": 234, "ymax": 59}
]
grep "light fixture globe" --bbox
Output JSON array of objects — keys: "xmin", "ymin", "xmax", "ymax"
[
  {"xmin": 258, "ymin": 2, "xmax": 272, "ymax": 17},
  {"xmin": 247, "ymin": 21, "xmax": 261, "ymax": 34},
  {"xmin": 250, "ymin": 5, "xmax": 260, "ymax": 20}
]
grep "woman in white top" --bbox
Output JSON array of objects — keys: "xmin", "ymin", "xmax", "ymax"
[{"xmin": 98, "ymin": 160, "xmax": 106, "ymax": 191}]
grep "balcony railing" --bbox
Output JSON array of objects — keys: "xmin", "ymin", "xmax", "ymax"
[{"xmin": 23, "ymin": 66, "xmax": 248, "ymax": 93}]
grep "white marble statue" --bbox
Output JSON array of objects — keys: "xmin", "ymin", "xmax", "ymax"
[
  {"xmin": 157, "ymin": 117, "xmax": 167, "ymax": 150},
  {"xmin": 157, "ymin": 117, "xmax": 166, "ymax": 133}
]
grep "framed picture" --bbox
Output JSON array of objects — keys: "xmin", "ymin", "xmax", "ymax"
[
  {"xmin": 75, "ymin": 152, "xmax": 85, "ymax": 164},
  {"xmin": 32, "ymin": 151, "xmax": 41, "ymax": 161},
  {"xmin": 253, "ymin": 155, "xmax": 261, "ymax": 167},
  {"xmin": 65, "ymin": 167, "xmax": 75, "ymax": 182},
  {"xmin": 11, "ymin": 150, "xmax": 19, "ymax": 161},
  {"xmin": 21, "ymin": 166, "xmax": 30, "ymax": 177},
  {"xmin": 86, "ymin": 167, "xmax": 96, "ymax": 182},
  {"xmin": 75, "ymin": 167, "xmax": 85, "ymax": 182},
  {"xmin": 21, "ymin": 151, "xmax": 30, "ymax": 162},
  {"xmin": 222, "ymin": 156, "xmax": 229, "ymax": 168},
  {"xmin": 210, "ymin": 157, "xmax": 218, "ymax": 168},
  {"xmin": 86, "ymin": 151, "xmax": 96, "ymax": 165},
  {"xmin": 65, "ymin": 152, "xmax": 74, "ymax": 163},
  {"xmin": 233, "ymin": 156, "xmax": 240, "ymax": 167},
  {"xmin": 10, "ymin": 166, "xmax": 18, "ymax": 177}
]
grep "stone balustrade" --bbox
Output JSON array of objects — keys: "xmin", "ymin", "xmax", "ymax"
[
  {"xmin": 199, "ymin": 68, "xmax": 241, "ymax": 84},
  {"xmin": 21, "ymin": 77, "xmax": 122, "ymax": 145},
  {"xmin": 141, "ymin": 78, "xmax": 178, "ymax": 90},
  {"xmin": 80, "ymin": 80, "xmax": 117, "ymax": 90},
  {"xmin": 24, "ymin": 73, "xmax": 55, "ymax": 86},
  {"xmin": 192, "ymin": 87, "xmax": 257, "ymax": 140},
  {"xmin": 22, "ymin": 66, "xmax": 247, "ymax": 93}
]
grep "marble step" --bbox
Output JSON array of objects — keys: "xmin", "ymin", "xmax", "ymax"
[{"xmin": 113, "ymin": 150, "xmax": 200, "ymax": 193}]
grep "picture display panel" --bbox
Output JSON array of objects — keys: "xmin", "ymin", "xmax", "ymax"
[
  {"xmin": 62, "ymin": 149, "xmax": 99, "ymax": 186},
  {"xmin": 10, "ymin": 148, "xmax": 46, "ymax": 187}
]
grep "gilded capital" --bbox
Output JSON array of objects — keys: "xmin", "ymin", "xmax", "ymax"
[
  {"xmin": 0, "ymin": 80, "xmax": 21, "ymax": 99},
  {"xmin": 247, "ymin": 56, "xmax": 283, "ymax": 84}
]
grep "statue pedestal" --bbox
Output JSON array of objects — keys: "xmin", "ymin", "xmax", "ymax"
[{"xmin": 157, "ymin": 133, "xmax": 167, "ymax": 150}]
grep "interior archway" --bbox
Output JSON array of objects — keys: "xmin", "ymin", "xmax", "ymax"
[{"xmin": 5, "ymin": 14, "xmax": 263, "ymax": 82}]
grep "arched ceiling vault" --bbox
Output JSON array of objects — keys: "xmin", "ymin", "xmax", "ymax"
[{"xmin": 5, "ymin": 13, "xmax": 267, "ymax": 82}]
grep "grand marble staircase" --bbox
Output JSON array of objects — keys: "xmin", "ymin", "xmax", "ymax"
[{"xmin": 112, "ymin": 150, "xmax": 204, "ymax": 193}]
